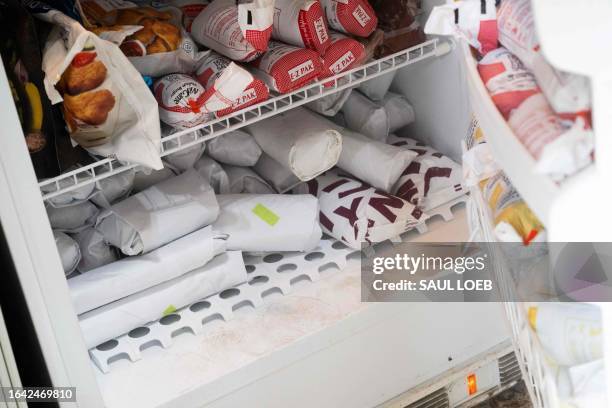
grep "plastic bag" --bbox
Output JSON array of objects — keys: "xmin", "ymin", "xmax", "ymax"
[
  {"xmin": 320, "ymin": 0, "xmax": 378, "ymax": 38},
  {"xmin": 191, "ymin": 0, "xmax": 274, "ymax": 62},
  {"xmin": 461, "ymin": 116, "xmax": 499, "ymax": 187},
  {"xmin": 31, "ymin": 4, "xmax": 163, "ymax": 170},
  {"xmin": 272, "ymin": 0, "xmax": 331, "ymax": 54}
]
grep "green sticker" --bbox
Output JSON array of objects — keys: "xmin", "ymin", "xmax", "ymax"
[
  {"xmin": 163, "ymin": 305, "xmax": 177, "ymax": 316},
  {"xmin": 252, "ymin": 204, "xmax": 279, "ymax": 226}
]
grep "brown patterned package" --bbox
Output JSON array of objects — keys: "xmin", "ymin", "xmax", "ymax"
[{"xmin": 368, "ymin": 0, "xmax": 426, "ymax": 58}]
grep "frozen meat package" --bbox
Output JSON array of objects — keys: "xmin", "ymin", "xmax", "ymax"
[
  {"xmin": 53, "ymin": 231, "xmax": 81, "ymax": 276},
  {"xmin": 297, "ymin": 169, "xmax": 425, "ymax": 249},
  {"xmin": 358, "ymin": 71, "xmax": 396, "ymax": 102},
  {"xmin": 306, "ymin": 88, "xmax": 353, "ymax": 117},
  {"xmin": 46, "ymin": 201, "xmax": 99, "ymax": 233},
  {"xmin": 253, "ymin": 153, "xmax": 302, "ymax": 193},
  {"xmin": 319, "ymin": 32, "xmax": 367, "ymax": 80},
  {"xmin": 245, "ymin": 108, "xmax": 342, "ymax": 181},
  {"xmin": 388, "ymin": 135, "xmax": 465, "ymax": 211},
  {"xmin": 383, "ymin": 93, "xmax": 416, "ymax": 133},
  {"xmin": 71, "ymin": 228, "xmax": 118, "ymax": 273},
  {"xmin": 69, "ymin": 226, "xmax": 226, "ymax": 314},
  {"xmin": 97, "ymin": 169, "xmax": 219, "ymax": 256},
  {"xmin": 30, "ymin": 4, "xmax": 163, "ymax": 170},
  {"xmin": 271, "ymin": 0, "xmax": 331, "ymax": 54},
  {"xmin": 213, "ymin": 195, "xmax": 322, "ymax": 252},
  {"xmin": 161, "ymin": 125, "xmax": 207, "ymax": 172},
  {"xmin": 194, "ymin": 155, "xmax": 231, "ymax": 194},
  {"xmin": 320, "ymin": 0, "xmax": 378, "ymax": 38},
  {"xmin": 206, "ymin": 130, "xmax": 263, "ymax": 167},
  {"xmin": 78, "ymin": 251, "xmax": 247, "ymax": 349},
  {"xmin": 340, "ymin": 91, "xmax": 390, "ymax": 142},
  {"xmin": 191, "ymin": 0, "xmax": 274, "ymax": 62},
  {"xmin": 224, "ymin": 165, "xmax": 276, "ymax": 194}
]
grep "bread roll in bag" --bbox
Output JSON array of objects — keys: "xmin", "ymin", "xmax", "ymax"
[{"xmin": 31, "ymin": 5, "xmax": 163, "ymax": 170}]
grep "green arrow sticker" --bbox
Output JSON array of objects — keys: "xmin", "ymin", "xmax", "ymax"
[{"xmin": 252, "ymin": 204, "xmax": 279, "ymax": 226}]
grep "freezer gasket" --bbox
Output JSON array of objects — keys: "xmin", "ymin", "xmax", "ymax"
[
  {"xmin": 38, "ymin": 39, "xmax": 440, "ymax": 202},
  {"xmin": 88, "ymin": 194, "xmax": 466, "ymax": 373}
]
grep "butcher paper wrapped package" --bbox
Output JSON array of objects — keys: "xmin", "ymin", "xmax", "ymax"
[
  {"xmin": 425, "ymin": 0, "xmax": 497, "ymax": 56},
  {"xmin": 132, "ymin": 165, "xmax": 177, "ymax": 193},
  {"xmin": 245, "ymin": 108, "xmax": 342, "ymax": 181},
  {"xmin": 194, "ymin": 155, "xmax": 231, "ymax": 193},
  {"xmin": 97, "ymin": 169, "xmax": 219, "ymax": 256},
  {"xmin": 53, "ymin": 231, "xmax": 81, "ymax": 276},
  {"xmin": 320, "ymin": 0, "xmax": 378, "ymax": 38},
  {"xmin": 388, "ymin": 135, "xmax": 465, "ymax": 211},
  {"xmin": 214, "ymin": 195, "xmax": 322, "ymax": 252},
  {"xmin": 206, "ymin": 130, "xmax": 262, "ymax": 166},
  {"xmin": 480, "ymin": 172, "xmax": 544, "ymax": 245},
  {"xmin": 195, "ymin": 52, "xmax": 269, "ymax": 116},
  {"xmin": 161, "ymin": 125, "xmax": 206, "ymax": 172},
  {"xmin": 253, "ymin": 153, "xmax": 302, "ymax": 193},
  {"xmin": 358, "ymin": 71, "xmax": 396, "ymax": 102},
  {"xmin": 191, "ymin": 0, "xmax": 274, "ymax": 62},
  {"xmin": 497, "ymin": 0, "xmax": 591, "ymax": 120},
  {"xmin": 271, "ymin": 0, "xmax": 331, "ymax": 54},
  {"xmin": 306, "ymin": 88, "xmax": 353, "ymax": 116},
  {"xmin": 224, "ymin": 165, "xmax": 275, "ymax": 194},
  {"xmin": 69, "ymin": 226, "xmax": 226, "ymax": 314},
  {"xmin": 90, "ymin": 167, "xmax": 136, "ymax": 208},
  {"xmin": 83, "ymin": 4, "xmax": 208, "ymax": 77},
  {"xmin": 32, "ymin": 4, "xmax": 163, "ymax": 170},
  {"xmin": 72, "ymin": 227, "xmax": 118, "ymax": 273},
  {"xmin": 320, "ymin": 32, "xmax": 366, "ymax": 80},
  {"xmin": 383, "ymin": 93, "xmax": 415, "ymax": 133},
  {"xmin": 79, "ymin": 251, "xmax": 246, "ymax": 348},
  {"xmin": 46, "ymin": 201, "xmax": 99, "ymax": 233},
  {"xmin": 341, "ymin": 91, "xmax": 389, "ymax": 142},
  {"xmin": 337, "ymin": 128, "xmax": 417, "ymax": 192},
  {"xmin": 299, "ymin": 169, "xmax": 425, "ymax": 249},
  {"xmin": 249, "ymin": 41, "xmax": 324, "ymax": 93}
]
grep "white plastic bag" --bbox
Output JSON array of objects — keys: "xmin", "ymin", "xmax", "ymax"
[
  {"xmin": 383, "ymin": 92, "xmax": 415, "ymax": 133},
  {"xmin": 72, "ymin": 228, "xmax": 118, "ymax": 273},
  {"xmin": 271, "ymin": 0, "xmax": 331, "ymax": 54},
  {"xmin": 78, "ymin": 251, "xmax": 246, "ymax": 348},
  {"xmin": 97, "ymin": 169, "xmax": 219, "ymax": 255},
  {"xmin": 191, "ymin": 0, "xmax": 274, "ymax": 62},
  {"xmin": 461, "ymin": 116, "xmax": 500, "ymax": 187},
  {"xmin": 320, "ymin": 0, "xmax": 378, "ymax": 38},
  {"xmin": 194, "ymin": 155, "xmax": 231, "ymax": 194},
  {"xmin": 206, "ymin": 130, "xmax": 262, "ymax": 166},
  {"xmin": 224, "ymin": 165, "xmax": 275, "ymax": 194},
  {"xmin": 253, "ymin": 153, "xmax": 302, "ymax": 193},
  {"xmin": 33, "ymin": 7, "xmax": 163, "ymax": 169},
  {"xmin": 69, "ymin": 226, "xmax": 225, "ymax": 314},
  {"xmin": 214, "ymin": 195, "xmax": 322, "ymax": 252},
  {"xmin": 53, "ymin": 231, "xmax": 81, "ymax": 276},
  {"xmin": 341, "ymin": 91, "xmax": 390, "ymax": 142},
  {"xmin": 245, "ymin": 108, "xmax": 343, "ymax": 181}
]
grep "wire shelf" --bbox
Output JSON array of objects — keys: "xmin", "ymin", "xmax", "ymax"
[{"xmin": 38, "ymin": 39, "xmax": 440, "ymax": 201}]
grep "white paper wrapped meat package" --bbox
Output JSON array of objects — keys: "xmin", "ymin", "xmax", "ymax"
[
  {"xmin": 340, "ymin": 91, "xmax": 390, "ymax": 142},
  {"xmin": 224, "ymin": 165, "xmax": 276, "ymax": 194},
  {"xmin": 69, "ymin": 226, "xmax": 226, "ymax": 315},
  {"xmin": 132, "ymin": 166, "xmax": 178, "ymax": 193},
  {"xmin": 194, "ymin": 155, "xmax": 232, "ymax": 194},
  {"xmin": 320, "ymin": 0, "xmax": 378, "ymax": 38},
  {"xmin": 271, "ymin": 0, "xmax": 331, "ymax": 54},
  {"xmin": 78, "ymin": 251, "xmax": 247, "ymax": 349},
  {"xmin": 306, "ymin": 88, "xmax": 353, "ymax": 116},
  {"xmin": 245, "ymin": 108, "xmax": 342, "ymax": 181},
  {"xmin": 358, "ymin": 70, "xmax": 396, "ymax": 101},
  {"xmin": 383, "ymin": 92, "xmax": 416, "ymax": 133},
  {"xmin": 213, "ymin": 195, "xmax": 322, "ymax": 252},
  {"xmin": 297, "ymin": 169, "xmax": 425, "ymax": 249},
  {"xmin": 190, "ymin": 0, "xmax": 274, "ymax": 62},
  {"xmin": 53, "ymin": 231, "xmax": 81, "ymax": 276},
  {"xmin": 248, "ymin": 41, "xmax": 323, "ymax": 93},
  {"xmin": 71, "ymin": 228, "xmax": 119, "ymax": 273},
  {"xmin": 253, "ymin": 153, "xmax": 302, "ymax": 193},
  {"xmin": 96, "ymin": 169, "xmax": 219, "ymax": 256},
  {"xmin": 162, "ymin": 125, "xmax": 207, "ymax": 172},
  {"xmin": 90, "ymin": 167, "xmax": 136, "ymax": 208},
  {"xmin": 206, "ymin": 130, "xmax": 263, "ymax": 167},
  {"xmin": 388, "ymin": 135, "xmax": 465, "ymax": 211},
  {"xmin": 46, "ymin": 201, "xmax": 100, "ymax": 233}
]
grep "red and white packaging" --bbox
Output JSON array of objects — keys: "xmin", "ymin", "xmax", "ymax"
[
  {"xmin": 154, "ymin": 74, "xmax": 211, "ymax": 129},
  {"xmin": 296, "ymin": 169, "xmax": 425, "ymax": 249},
  {"xmin": 424, "ymin": 0, "xmax": 497, "ymax": 56},
  {"xmin": 249, "ymin": 41, "xmax": 323, "ymax": 93},
  {"xmin": 497, "ymin": 0, "xmax": 591, "ymax": 120},
  {"xmin": 478, "ymin": 47, "xmax": 540, "ymax": 119},
  {"xmin": 320, "ymin": 32, "xmax": 366, "ymax": 80},
  {"xmin": 320, "ymin": 0, "xmax": 378, "ymax": 38},
  {"xmin": 190, "ymin": 0, "xmax": 274, "ymax": 62},
  {"xmin": 272, "ymin": 0, "xmax": 331, "ymax": 54},
  {"xmin": 170, "ymin": 0, "xmax": 209, "ymax": 32},
  {"xmin": 195, "ymin": 52, "xmax": 269, "ymax": 116}
]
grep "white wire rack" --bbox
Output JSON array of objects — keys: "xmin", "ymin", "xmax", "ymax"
[{"xmin": 38, "ymin": 39, "xmax": 442, "ymax": 202}]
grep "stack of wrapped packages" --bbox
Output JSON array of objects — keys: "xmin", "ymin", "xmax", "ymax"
[{"xmin": 426, "ymin": 0, "xmax": 594, "ymax": 182}]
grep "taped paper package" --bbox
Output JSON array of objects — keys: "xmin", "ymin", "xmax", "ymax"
[
  {"xmin": 162, "ymin": 125, "xmax": 207, "ymax": 172},
  {"xmin": 358, "ymin": 71, "xmax": 396, "ymax": 101},
  {"xmin": 253, "ymin": 153, "xmax": 302, "ymax": 193},
  {"xmin": 46, "ymin": 201, "xmax": 99, "ymax": 233},
  {"xmin": 41, "ymin": 170, "xmax": 98, "ymax": 207},
  {"xmin": 53, "ymin": 231, "xmax": 81, "ymax": 276},
  {"xmin": 32, "ymin": 5, "xmax": 163, "ymax": 170},
  {"xmin": 191, "ymin": 0, "xmax": 274, "ymax": 62},
  {"xmin": 97, "ymin": 169, "xmax": 219, "ymax": 256},
  {"xmin": 245, "ymin": 108, "xmax": 342, "ymax": 181},
  {"xmin": 194, "ymin": 155, "xmax": 231, "ymax": 194},
  {"xmin": 79, "ymin": 251, "xmax": 247, "ymax": 348},
  {"xmin": 271, "ymin": 0, "xmax": 331, "ymax": 54},
  {"xmin": 72, "ymin": 228, "xmax": 118, "ymax": 273},
  {"xmin": 89, "ymin": 166, "xmax": 136, "ymax": 208},
  {"xmin": 424, "ymin": 0, "xmax": 497, "ymax": 56},
  {"xmin": 389, "ymin": 135, "xmax": 465, "ymax": 211},
  {"xmin": 341, "ymin": 91, "xmax": 390, "ymax": 142},
  {"xmin": 320, "ymin": 0, "xmax": 378, "ymax": 38},
  {"xmin": 132, "ymin": 166, "xmax": 177, "ymax": 193},
  {"xmin": 69, "ymin": 226, "xmax": 225, "ymax": 314},
  {"xmin": 383, "ymin": 92, "xmax": 415, "ymax": 133},
  {"xmin": 213, "ymin": 195, "xmax": 322, "ymax": 252},
  {"xmin": 206, "ymin": 130, "xmax": 262, "ymax": 167},
  {"xmin": 306, "ymin": 88, "xmax": 353, "ymax": 117},
  {"xmin": 224, "ymin": 165, "xmax": 275, "ymax": 194},
  {"xmin": 298, "ymin": 169, "xmax": 425, "ymax": 249}
]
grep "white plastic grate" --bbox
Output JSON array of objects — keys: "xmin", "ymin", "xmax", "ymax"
[
  {"xmin": 88, "ymin": 194, "xmax": 466, "ymax": 373},
  {"xmin": 38, "ymin": 40, "xmax": 444, "ymax": 201}
]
